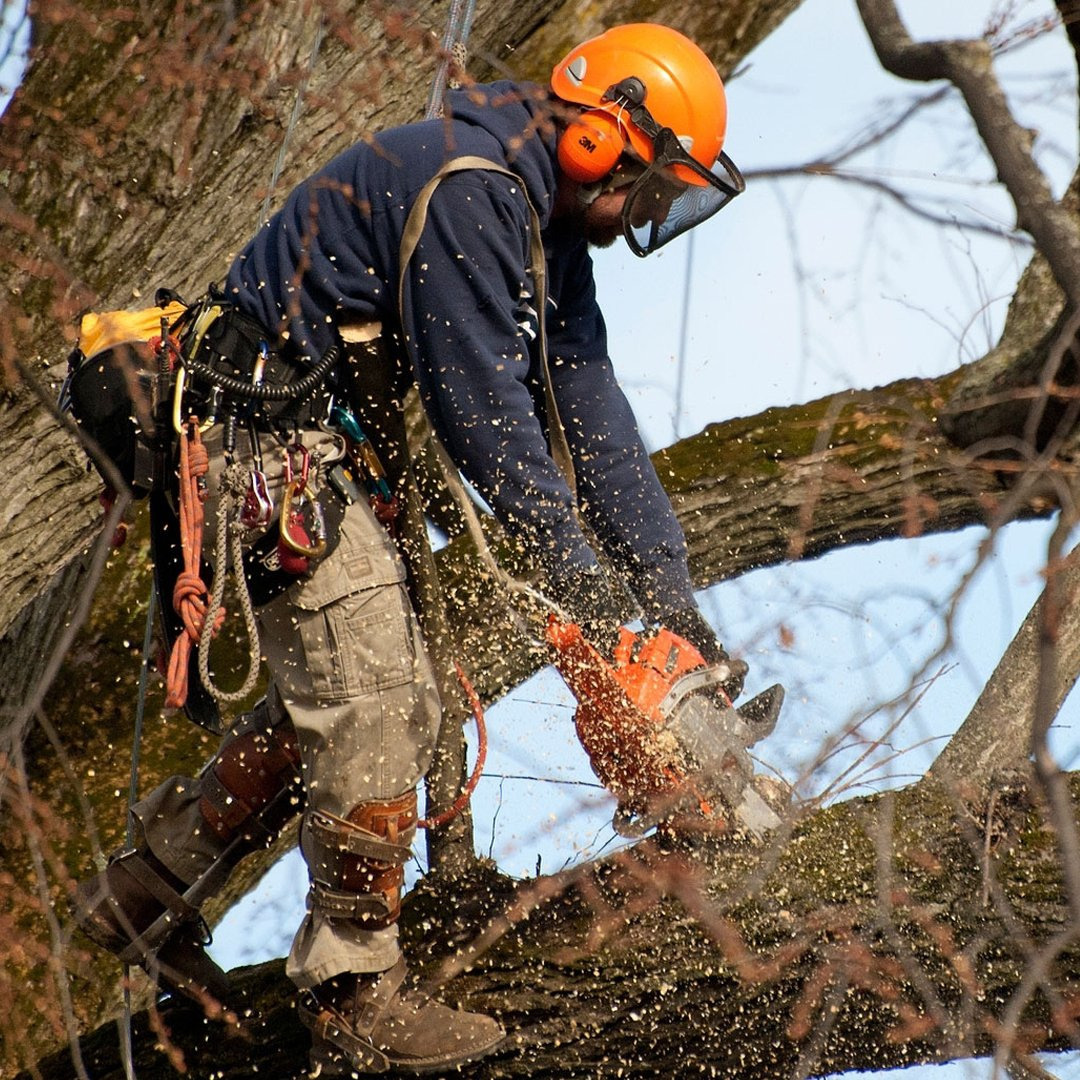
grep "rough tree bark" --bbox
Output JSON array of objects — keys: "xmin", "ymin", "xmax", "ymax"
[
  {"xmin": 3, "ymin": 0, "xmax": 1080, "ymax": 1076},
  {"xmin": 23, "ymin": 775, "xmax": 1080, "ymax": 1079}
]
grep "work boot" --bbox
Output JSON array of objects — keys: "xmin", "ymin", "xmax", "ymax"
[
  {"xmin": 299, "ymin": 957, "xmax": 505, "ymax": 1075},
  {"xmin": 73, "ymin": 847, "xmax": 230, "ymax": 1007}
]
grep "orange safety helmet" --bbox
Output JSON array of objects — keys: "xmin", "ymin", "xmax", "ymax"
[{"xmin": 551, "ymin": 24, "xmax": 744, "ymax": 255}]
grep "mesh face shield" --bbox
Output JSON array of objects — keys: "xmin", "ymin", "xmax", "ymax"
[{"xmin": 621, "ymin": 132, "xmax": 744, "ymax": 256}]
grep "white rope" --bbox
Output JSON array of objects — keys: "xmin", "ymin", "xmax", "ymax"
[
  {"xmin": 673, "ymin": 230, "xmax": 695, "ymax": 440},
  {"xmin": 424, "ymin": 0, "xmax": 478, "ymax": 120},
  {"xmin": 198, "ymin": 464, "xmax": 262, "ymax": 709},
  {"xmin": 259, "ymin": 18, "xmax": 326, "ymax": 228}
]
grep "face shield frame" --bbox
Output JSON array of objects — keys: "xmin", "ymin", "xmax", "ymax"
[{"xmin": 601, "ymin": 78, "xmax": 745, "ymax": 257}]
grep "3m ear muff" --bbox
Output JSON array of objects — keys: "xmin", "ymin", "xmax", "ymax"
[{"xmin": 557, "ymin": 108, "xmax": 626, "ymax": 183}]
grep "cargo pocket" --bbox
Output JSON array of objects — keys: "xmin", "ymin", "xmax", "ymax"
[
  {"xmin": 280, "ymin": 502, "xmax": 415, "ymax": 703},
  {"xmin": 326, "ymin": 585, "xmax": 416, "ymax": 696}
]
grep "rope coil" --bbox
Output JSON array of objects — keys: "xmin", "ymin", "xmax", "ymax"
[
  {"xmin": 198, "ymin": 462, "xmax": 262, "ymax": 708},
  {"xmin": 164, "ymin": 422, "xmax": 262, "ymax": 712},
  {"xmin": 165, "ymin": 420, "xmax": 225, "ymax": 709}
]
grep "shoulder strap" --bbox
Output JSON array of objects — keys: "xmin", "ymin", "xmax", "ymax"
[{"xmin": 397, "ymin": 155, "xmax": 577, "ymax": 500}]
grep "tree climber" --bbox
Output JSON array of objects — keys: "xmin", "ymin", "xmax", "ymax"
[{"xmin": 72, "ymin": 23, "xmax": 754, "ymax": 1075}]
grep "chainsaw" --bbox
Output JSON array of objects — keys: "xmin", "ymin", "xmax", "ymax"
[{"xmin": 546, "ymin": 617, "xmax": 785, "ymax": 840}]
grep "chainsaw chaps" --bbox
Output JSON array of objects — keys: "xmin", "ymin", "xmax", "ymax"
[{"xmin": 546, "ymin": 617, "xmax": 785, "ymax": 842}]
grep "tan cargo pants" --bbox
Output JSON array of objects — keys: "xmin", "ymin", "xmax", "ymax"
[{"xmin": 133, "ymin": 487, "xmax": 441, "ymax": 987}]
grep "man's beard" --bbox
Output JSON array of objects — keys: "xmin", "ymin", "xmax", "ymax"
[
  {"xmin": 585, "ymin": 224, "xmax": 621, "ymax": 248},
  {"xmin": 579, "ymin": 206, "xmax": 623, "ymax": 249}
]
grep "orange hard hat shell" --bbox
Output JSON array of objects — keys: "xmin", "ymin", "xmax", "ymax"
[{"xmin": 551, "ymin": 24, "xmax": 727, "ymax": 171}]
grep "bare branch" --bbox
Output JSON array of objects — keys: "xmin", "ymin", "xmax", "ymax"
[{"xmin": 856, "ymin": 0, "xmax": 1080, "ymax": 305}]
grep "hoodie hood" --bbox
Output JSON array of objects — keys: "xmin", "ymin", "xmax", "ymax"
[
  {"xmin": 444, "ymin": 81, "xmax": 560, "ymax": 225},
  {"xmin": 401, "ymin": 80, "xmax": 561, "ymax": 228}
]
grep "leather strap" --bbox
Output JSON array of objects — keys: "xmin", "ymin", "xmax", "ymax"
[
  {"xmin": 299, "ymin": 958, "xmax": 409, "ymax": 1071},
  {"xmin": 309, "ymin": 884, "xmax": 397, "ymax": 922},
  {"xmin": 308, "ymin": 811, "xmax": 412, "ymax": 865}
]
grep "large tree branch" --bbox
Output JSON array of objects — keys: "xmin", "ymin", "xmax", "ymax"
[
  {"xmin": 25, "ymin": 776, "xmax": 1080, "ymax": 1079},
  {"xmin": 927, "ymin": 543, "xmax": 1080, "ymax": 788}
]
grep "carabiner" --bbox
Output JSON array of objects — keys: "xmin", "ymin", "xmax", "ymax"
[
  {"xmin": 172, "ymin": 366, "xmax": 215, "ymax": 435},
  {"xmin": 279, "ymin": 479, "xmax": 328, "ymax": 558},
  {"xmin": 240, "ymin": 468, "xmax": 274, "ymax": 529},
  {"xmin": 283, "ymin": 443, "xmax": 311, "ymax": 491}
]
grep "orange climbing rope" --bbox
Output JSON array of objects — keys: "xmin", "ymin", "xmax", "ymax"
[
  {"xmin": 165, "ymin": 418, "xmax": 225, "ymax": 708},
  {"xmin": 418, "ymin": 661, "xmax": 488, "ymax": 829}
]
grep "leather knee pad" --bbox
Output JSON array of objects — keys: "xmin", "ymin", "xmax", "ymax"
[
  {"xmin": 308, "ymin": 790, "xmax": 417, "ymax": 929},
  {"xmin": 198, "ymin": 698, "xmax": 304, "ymax": 845}
]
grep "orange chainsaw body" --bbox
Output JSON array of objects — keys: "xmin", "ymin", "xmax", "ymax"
[{"xmin": 545, "ymin": 617, "xmax": 716, "ymax": 819}]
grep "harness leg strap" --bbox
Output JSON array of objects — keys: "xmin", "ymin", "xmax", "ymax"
[
  {"xmin": 197, "ymin": 695, "xmax": 305, "ymax": 848},
  {"xmin": 74, "ymin": 697, "xmax": 305, "ymax": 1004},
  {"xmin": 74, "ymin": 839, "xmax": 232, "ymax": 1004},
  {"xmin": 307, "ymin": 791, "xmax": 417, "ymax": 929}
]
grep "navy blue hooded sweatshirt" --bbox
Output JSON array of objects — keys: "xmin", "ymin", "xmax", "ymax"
[{"xmin": 225, "ymin": 81, "xmax": 695, "ymax": 620}]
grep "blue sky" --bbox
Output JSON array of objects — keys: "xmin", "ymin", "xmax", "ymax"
[{"xmin": 0, "ymin": 1, "xmax": 27, "ymax": 98}]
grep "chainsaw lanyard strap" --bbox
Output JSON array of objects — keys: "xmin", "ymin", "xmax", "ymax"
[
  {"xmin": 397, "ymin": 156, "xmax": 575, "ymax": 496},
  {"xmin": 417, "ymin": 660, "xmax": 488, "ymax": 830}
]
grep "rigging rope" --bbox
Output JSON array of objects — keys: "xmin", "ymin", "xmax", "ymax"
[
  {"xmin": 674, "ymin": 231, "xmax": 695, "ymax": 441},
  {"xmin": 120, "ymin": 580, "xmax": 158, "ymax": 1080},
  {"xmin": 424, "ymin": 0, "xmax": 479, "ymax": 120},
  {"xmin": 259, "ymin": 18, "xmax": 326, "ymax": 228},
  {"xmin": 166, "ymin": 419, "xmax": 225, "ymax": 709},
  {"xmin": 413, "ymin": 0, "xmax": 488, "ymax": 830}
]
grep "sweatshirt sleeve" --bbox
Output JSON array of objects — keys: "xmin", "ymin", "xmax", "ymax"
[
  {"xmin": 545, "ymin": 240, "xmax": 697, "ymax": 620},
  {"xmin": 398, "ymin": 169, "xmax": 600, "ymax": 582}
]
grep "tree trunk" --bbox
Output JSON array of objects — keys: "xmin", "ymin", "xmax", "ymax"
[{"xmin": 22, "ymin": 774, "xmax": 1080, "ymax": 1079}]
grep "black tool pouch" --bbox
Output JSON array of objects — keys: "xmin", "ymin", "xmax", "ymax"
[
  {"xmin": 62, "ymin": 345, "xmax": 157, "ymax": 494},
  {"xmin": 175, "ymin": 292, "xmax": 336, "ymax": 433}
]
